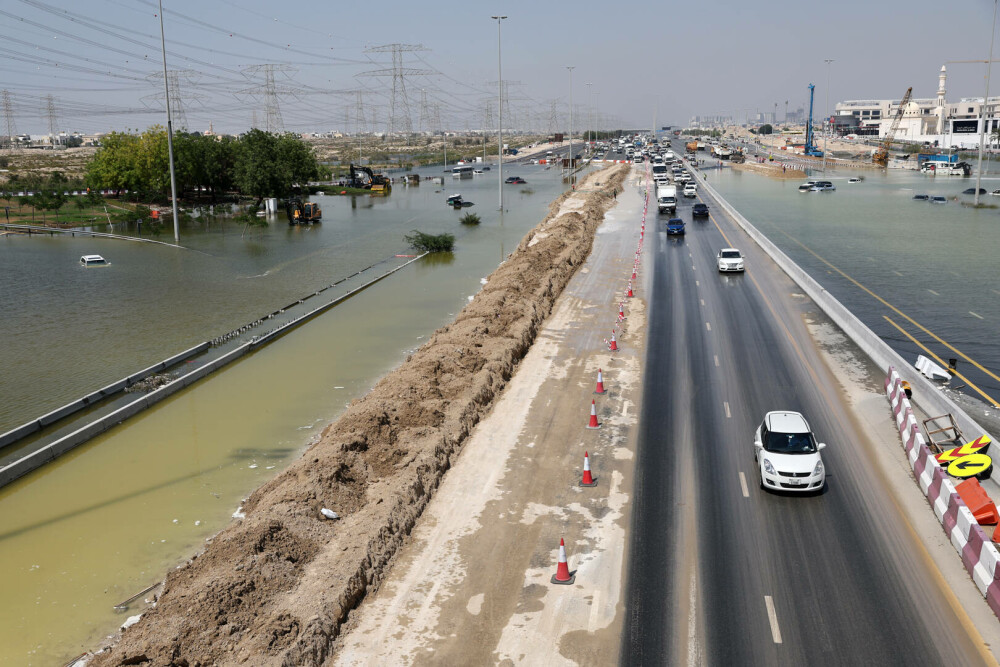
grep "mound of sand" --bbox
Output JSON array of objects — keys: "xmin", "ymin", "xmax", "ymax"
[{"xmin": 89, "ymin": 164, "xmax": 629, "ymax": 667}]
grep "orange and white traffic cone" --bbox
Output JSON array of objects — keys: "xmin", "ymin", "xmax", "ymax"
[
  {"xmin": 609, "ymin": 332, "xmax": 618, "ymax": 352},
  {"xmin": 618, "ymin": 303, "xmax": 625, "ymax": 321},
  {"xmin": 627, "ymin": 282, "xmax": 634, "ymax": 298},
  {"xmin": 580, "ymin": 451, "xmax": 597, "ymax": 487},
  {"xmin": 586, "ymin": 399, "xmax": 600, "ymax": 429},
  {"xmin": 594, "ymin": 368, "xmax": 606, "ymax": 394},
  {"xmin": 551, "ymin": 538, "xmax": 576, "ymax": 585}
]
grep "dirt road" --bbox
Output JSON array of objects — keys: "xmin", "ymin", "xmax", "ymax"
[{"xmin": 332, "ymin": 168, "xmax": 647, "ymax": 665}]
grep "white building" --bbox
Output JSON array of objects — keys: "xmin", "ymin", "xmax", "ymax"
[{"xmin": 835, "ymin": 66, "xmax": 1000, "ymax": 148}]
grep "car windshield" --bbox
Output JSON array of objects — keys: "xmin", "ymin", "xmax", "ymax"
[
  {"xmin": 721, "ymin": 251, "xmax": 740, "ymax": 259},
  {"xmin": 765, "ymin": 430, "xmax": 817, "ymax": 454}
]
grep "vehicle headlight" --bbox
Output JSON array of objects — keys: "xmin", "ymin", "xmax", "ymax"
[
  {"xmin": 813, "ymin": 461, "xmax": 824, "ymax": 476},
  {"xmin": 736, "ymin": 262, "xmax": 744, "ymax": 269},
  {"xmin": 762, "ymin": 458, "xmax": 775, "ymax": 475}
]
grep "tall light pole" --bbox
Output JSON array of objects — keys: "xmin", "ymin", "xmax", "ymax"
[
  {"xmin": 157, "ymin": 0, "xmax": 180, "ymax": 244},
  {"xmin": 492, "ymin": 15, "xmax": 507, "ymax": 212},
  {"xmin": 976, "ymin": 0, "xmax": 998, "ymax": 206},
  {"xmin": 566, "ymin": 66, "xmax": 575, "ymax": 179},
  {"xmin": 822, "ymin": 58, "xmax": 834, "ymax": 172},
  {"xmin": 586, "ymin": 82, "xmax": 593, "ymax": 151}
]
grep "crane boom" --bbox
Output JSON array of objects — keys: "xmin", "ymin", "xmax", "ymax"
[{"xmin": 873, "ymin": 87, "xmax": 913, "ymax": 167}]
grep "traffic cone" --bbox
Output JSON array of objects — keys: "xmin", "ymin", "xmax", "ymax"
[
  {"xmin": 609, "ymin": 332, "xmax": 618, "ymax": 351},
  {"xmin": 551, "ymin": 538, "xmax": 576, "ymax": 585},
  {"xmin": 586, "ymin": 399, "xmax": 601, "ymax": 429},
  {"xmin": 594, "ymin": 368, "xmax": 606, "ymax": 394},
  {"xmin": 632, "ymin": 270, "xmax": 637, "ymax": 280},
  {"xmin": 618, "ymin": 303, "xmax": 625, "ymax": 320},
  {"xmin": 627, "ymin": 282, "xmax": 634, "ymax": 298},
  {"xmin": 580, "ymin": 451, "xmax": 597, "ymax": 487}
]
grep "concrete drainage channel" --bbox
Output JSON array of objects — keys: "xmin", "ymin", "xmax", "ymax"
[
  {"xmin": 691, "ymin": 159, "xmax": 1000, "ymax": 617},
  {"xmin": 0, "ymin": 252, "xmax": 426, "ymax": 488}
]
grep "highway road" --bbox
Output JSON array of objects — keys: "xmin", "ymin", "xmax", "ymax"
[{"xmin": 621, "ymin": 152, "xmax": 995, "ymax": 665}]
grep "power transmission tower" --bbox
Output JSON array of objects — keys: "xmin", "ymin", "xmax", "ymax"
[
  {"xmin": 1, "ymin": 90, "xmax": 16, "ymax": 151},
  {"xmin": 251, "ymin": 110, "xmax": 259, "ymax": 130},
  {"xmin": 45, "ymin": 95, "xmax": 57, "ymax": 145},
  {"xmin": 418, "ymin": 88, "xmax": 429, "ymax": 134},
  {"xmin": 143, "ymin": 71, "xmax": 201, "ymax": 131},
  {"xmin": 548, "ymin": 100, "xmax": 558, "ymax": 135},
  {"xmin": 238, "ymin": 64, "xmax": 297, "ymax": 133},
  {"xmin": 361, "ymin": 44, "xmax": 432, "ymax": 136}
]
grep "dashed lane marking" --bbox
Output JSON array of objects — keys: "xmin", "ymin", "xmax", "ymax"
[
  {"xmin": 893, "ymin": 270, "xmax": 904, "ymax": 277},
  {"xmin": 714, "ymin": 355, "xmax": 720, "ymax": 367},
  {"xmin": 765, "ymin": 596, "xmax": 782, "ymax": 644},
  {"xmin": 700, "ymin": 299, "xmax": 705, "ymax": 306},
  {"xmin": 622, "ymin": 402, "xmax": 629, "ymax": 417},
  {"xmin": 706, "ymin": 322, "xmax": 712, "ymax": 331},
  {"xmin": 739, "ymin": 472, "xmax": 749, "ymax": 498},
  {"xmin": 928, "ymin": 289, "xmax": 940, "ymax": 296},
  {"xmin": 970, "ymin": 311, "xmax": 984, "ymax": 320}
]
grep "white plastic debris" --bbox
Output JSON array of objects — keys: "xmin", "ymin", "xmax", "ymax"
[
  {"xmin": 320, "ymin": 508, "xmax": 340, "ymax": 520},
  {"xmin": 121, "ymin": 614, "xmax": 142, "ymax": 630},
  {"xmin": 232, "ymin": 506, "xmax": 246, "ymax": 519}
]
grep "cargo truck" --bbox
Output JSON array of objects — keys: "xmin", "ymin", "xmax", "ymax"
[{"xmin": 656, "ymin": 184, "xmax": 677, "ymax": 214}]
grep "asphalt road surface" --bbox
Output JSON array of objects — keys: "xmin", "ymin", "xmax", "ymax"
[{"xmin": 621, "ymin": 158, "xmax": 993, "ymax": 665}]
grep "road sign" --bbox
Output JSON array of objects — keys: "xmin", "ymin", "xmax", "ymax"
[
  {"xmin": 947, "ymin": 453, "xmax": 993, "ymax": 480},
  {"xmin": 936, "ymin": 435, "xmax": 992, "ymax": 464}
]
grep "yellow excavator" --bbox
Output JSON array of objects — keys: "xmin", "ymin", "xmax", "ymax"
[{"xmin": 873, "ymin": 87, "xmax": 912, "ymax": 167}]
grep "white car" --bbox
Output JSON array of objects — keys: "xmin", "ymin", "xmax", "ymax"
[
  {"xmin": 675, "ymin": 172, "xmax": 691, "ymax": 184},
  {"xmin": 753, "ymin": 411, "xmax": 826, "ymax": 492},
  {"xmin": 717, "ymin": 248, "xmax": 745, "ymax": 272},
  {"xmin": 683, "ymin": 183, "xmax": 698, "ymax": 198}
]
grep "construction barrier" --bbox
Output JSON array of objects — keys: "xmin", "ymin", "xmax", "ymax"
[{"xmin": 886, "ymin": 366, "xmax": 1000, "ymax": 617}]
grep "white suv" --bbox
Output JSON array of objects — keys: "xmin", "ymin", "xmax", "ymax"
[
  {"xmin": 717, "ymin": 248, "xmax": 744, "ymax": 272},
  {"xmin": 753, "ymin": 411, "xmax": 826, "ymax": 492},
  {"xmin": 683, "ymin": 183, "xmax": 698, "ymax": 197}
]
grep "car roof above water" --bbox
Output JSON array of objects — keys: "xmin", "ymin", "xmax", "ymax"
[{"xmin": 765, "ymin": 411, "xmax": 810, "ymax": 433}]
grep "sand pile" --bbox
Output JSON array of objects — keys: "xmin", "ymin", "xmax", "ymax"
[{"xmin": 89, "ymin": 164, "xmax": 629, "ymax": 667}]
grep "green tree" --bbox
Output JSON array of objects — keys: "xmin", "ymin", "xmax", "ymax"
[
  {"xmin": 232, "ymin": 129, "xmax": 323, "ymax": 206},
  {"xmin": 759, "ymin": 124, "xmax": 774, "ymax": 135}
]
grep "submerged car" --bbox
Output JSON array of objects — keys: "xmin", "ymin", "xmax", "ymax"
[
  {"xmin": 717, "ymin": 248, "xmax": 744, "ymax": 272},
  {"xmin": 753, "ymin": 411, "xmax": 826, "ymax": 493}
]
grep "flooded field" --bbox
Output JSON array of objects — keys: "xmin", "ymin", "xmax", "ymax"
[{"xmin": 0, "ymin": 161, "xmax": 583, "ymax": 665}]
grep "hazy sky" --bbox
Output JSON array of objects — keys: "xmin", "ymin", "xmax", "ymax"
[{"xmin": 2, "ymin": 0, "xmax": 999, "ymax": 135}]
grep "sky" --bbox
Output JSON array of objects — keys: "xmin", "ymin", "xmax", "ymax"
[{"xmin": 1, "ymin": 0, "xmax": 999, "ymax": 136}]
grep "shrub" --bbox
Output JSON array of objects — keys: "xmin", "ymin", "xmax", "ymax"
[
  {"xmin": 404, "ymin": 230, "xmax": 455, "ymax": 252},
  {"xmin": 459, "ymin": 212, "xmax": 481, "ymax": 225}
]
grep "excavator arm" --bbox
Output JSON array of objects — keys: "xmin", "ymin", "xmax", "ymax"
[{"xmin": 873, "ymin": 87, "xmax": 913, "ymax": 167}]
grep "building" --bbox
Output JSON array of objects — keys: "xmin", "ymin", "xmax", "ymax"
[{"xmin": 834, "ymin": 66, "xmax": 1000, "ymax": 148}]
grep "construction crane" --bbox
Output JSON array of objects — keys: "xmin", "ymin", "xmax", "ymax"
[
  {"xmin": 873, "ymin": 87, "xmax": 913, "ymax": 167},
  {"xmin": 804, "ymin": 83, "xmax": 824, "ymax": 157}
]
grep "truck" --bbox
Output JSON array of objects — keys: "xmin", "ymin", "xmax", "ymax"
[
  {"xmin": 686, "ymin": 141, "xmax": 698, "ymax": 153},
  {"xmin": 656, "ymin": 184, "xmax": 677, "ymax": 214},
  {"xmin": 666, "ymin": 217, "xmax": 686, "ymax": 235}
]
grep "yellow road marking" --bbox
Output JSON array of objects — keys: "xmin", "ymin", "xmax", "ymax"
[
  {"xmin": 770, "ymin": 227, "xmax": 1000, "ymax": 387},
  {"xmin": 883, "ymin": 316, "xmax": 999, "ymax": 408}
]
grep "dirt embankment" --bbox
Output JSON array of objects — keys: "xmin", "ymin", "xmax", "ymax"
[
  {"xmin": 88, "ymin": 164, "xmax": 629, "ymax": 667},
  {"xmin": 730, "ymin": 161, "xmax": 807, "ymax": 180}
]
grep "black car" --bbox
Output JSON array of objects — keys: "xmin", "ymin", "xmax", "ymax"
[
  {"xmin": 692, "ymin": 203, "xmax": 709, "ymax": 217},
  {"xmin": 504, "ymin": 176, "xmax": 522, "ymax": 184},
  {"xmin": 962, "ymin": 187, "xmax": 986, "ymax": 195}
]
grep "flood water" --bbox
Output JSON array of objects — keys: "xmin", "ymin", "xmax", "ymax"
[
  {"xmin": 0, "ymin": 162, "xmax": 581, "ymax": 664},
  {"xmin": 709, "ymin": 164, "xmax": 1000, "ymax": 405}
]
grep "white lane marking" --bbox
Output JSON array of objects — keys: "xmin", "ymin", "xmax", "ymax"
[
  {"xmin": 714, "ymin": 355, "xmax": 720, "ymax": 367},
  {"xmin": 893, "ymin": 270, "xmax": 904, "ymax": 277},
  {"xmin": 696, "ymin": 280, "xmax": 700, "ymax": 286},
  {"xmin": 927, "ymin": 289, "xmax": 939, "ymax": 296},
  {"xmin": 764, "ymin": 596, "xmax": 782, "ymax": 644},
  {"xmin": 724, "ymin": 401, "xmax": 731, "ymax": 418},
  {"xmin": 589, "ymin": 589, "xmax": 601, "ymax": 633},
  {"xmin": 687, "ymin": 570, "xmax": 699, "ymax": 667},
  {"xmin": 992, "ymin": 289, "xmax": 1000, "ymax": 296},
  {"xmin": 970, "ymin": 311, "xmax": 984, "ymax": 320},
  {"xmin": 705, "ymin": 322, "xmax": 711, "ymax": 331},
  {"xmin": 700, "ymin": 298, "xmax": 705, "ymax": 306},
  {"xmin": 739, "ymin": 472, "xmax": 749, "ymax": 497},
  {"xmin": 622, "ymin": 402, "xmax": 629, "ymax": 416}
]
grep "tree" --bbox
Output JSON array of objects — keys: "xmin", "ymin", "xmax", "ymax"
[
  {"xmin": 759, "ymin": 124, "xmax": 774, "ymax": 135},
  {"xmin": 232, "ymin": 129, "xmax": 323, "ymax": 206}
]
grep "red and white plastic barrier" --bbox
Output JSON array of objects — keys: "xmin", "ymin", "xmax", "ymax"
[{"xmin": 885, "ymin": 366, "xmax": 1000, "ymax": 615}]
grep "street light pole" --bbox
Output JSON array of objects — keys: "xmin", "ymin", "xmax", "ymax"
[
  {"xmin": 492, "ymin": 15, "xmax": 507, "ymax": 212},
  {"xmin": 823, "ymin": 58, "xmax": 834, "ymax": 172},
  {"xmin": 586, "ymin": 82, "xmax": 593, "ymax": 152},
  {"xmin": 157, "ymin": 0, "xmax": 180, "ymax": 244},
  {"xmin": 976, "ymin": 0, "xmax": 998, "ymax": 205},
  {"xmin": 567, "ymin": 66, "xmax": 575, "ymax": 180}
]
